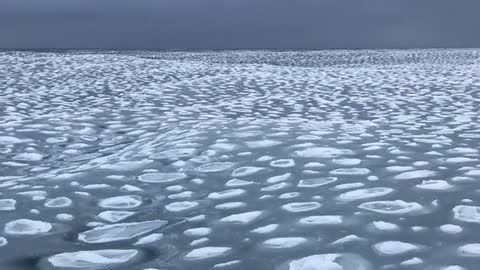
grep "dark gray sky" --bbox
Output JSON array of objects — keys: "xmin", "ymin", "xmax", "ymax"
[{"xmin": 1, "ymin": 0, "xmax": 480, "ymax": 49}]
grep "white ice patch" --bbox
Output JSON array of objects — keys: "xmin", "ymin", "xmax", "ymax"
[
  {"xmin": 373, "ymin": 241, "xmax": 421, "ymax": 256},
  {"xmin": 453, "ymin": 205, "xmax": 480, "ymax": 223},
  {"xmin": 98, "ymin": 195, "xmax": 142, "ymax": 209},
  {"xmin": 220, "ymin": 211, "xmax": 262, "ymax": 225},
  {"xmin": 394, "ymin": 170, "xmax": 436, "ymax": 180},
  {"xmin": 208, "ymin": 189, "xmax": 245, "ymax": 200},
  {"xmin": 330, "ymin": 168, "xmax": 371, "ymax": 176},
  {"xmin": 298, "ymin": 215, "xmax": 343, "ymax": 225},
  {"xmin": 282, "ymin": 202, "xmax": 321, "ymax": 212},
  {"xmin": 359, "ymin": 200, "xmax": 423, "ymax": 215},
  {"xmin": 44, "ymin": 197, "xmax": 73, "ymax": 208},
  {"xmin": 78, "ymin": 220, "xmax": 166, "ymax": 243},
  {"xmin": 293, "ymin": 147, "xmax": 353, "ymax": 158},
  {"xmin": 231, "ymin": 166, "xmax": 264, "ymax": 177},
  {"xmin": 458, "ymin": 244, "xmax": 480, "ymax": 257},
  {"xmin": 47, "ymin": 249, "xmax": 139, "ymax": 268},
  {"xmin": 165, "ymin": 201, "xmax": 199, "ymax": 212},
  {"xmin": 195, "ymin": 162, "xmax": 235, "ymax": 173},
  {"xmin": 138, "ymin": 172, "xmax": 187, "ymax": 183},
  {"xmin": 337, "ymin": 188, "xmax": 394, "ymax": 202},
  {"xmin": 4, "ymin": 219, "xmax": 52, "ymax": 235},
  {"xmin": 0, "ymin": 199, "xmax": 16, "ymax": 211},
  {"xmin": 261, "ymin": 237, "xmax": 307, "ymax": 249},
  {"xmin": 185, "ymin": 247, "xmax": 231, "ymax": 260},
  {"xmin": 286, "ymin": 253, "xmax": 371, "ymax": 270},
  {"xmin": 98, "ymin": 211, "xmax": 135, "ymax": 223},
  {"xmin": 298, "ymin": 177, "xmax": 337, "ymax": 188}
]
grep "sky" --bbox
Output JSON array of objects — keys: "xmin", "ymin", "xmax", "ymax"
[{"xmin": 1, "ymin": 0, "xmax": 480, "ymax": 50}]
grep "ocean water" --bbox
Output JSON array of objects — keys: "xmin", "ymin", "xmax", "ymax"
[{"xmin": 0, "ymin": 49, "xmax": 480, "ymax": 270}]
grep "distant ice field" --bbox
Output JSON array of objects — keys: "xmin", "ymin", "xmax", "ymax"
[{"xmin": 0, "ymin": 49, "xmax": 480, "ymax": 270}]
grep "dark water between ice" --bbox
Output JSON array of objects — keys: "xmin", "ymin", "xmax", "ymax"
[{"xmin": 1, "ymin": 50, "xmax": 480, "ymax": 270}]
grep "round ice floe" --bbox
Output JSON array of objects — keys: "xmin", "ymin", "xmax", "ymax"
[
  {"xmin": 267, "ymin": 173, "xmax": 292, "ymax": 183},
  {"xmin": 185, "ymin": 247, "xmax": 231, "ymax": 260},
  {"xmin": 270, "ymin": 159, "xmax": 295, "ymax": 168},
  {"xmin": 298, "ymin": 215, "xmax": 343, "ymax": 225},
  {"xmin": 134, "ymin": 233, "xmax": 163, "ymax": 245},
  {"xmin": 332, "ymin": 158, "xmax": 362, "ymax": 166},
  {"xmin": 415, "ymin": 180, "xmax": 454, "ymax": 191},
  {"xmin": 208, "ymin": 189, "xmax": 245, "ymax": 200},
  {"xmin": 453, "ymin": 205, "xmax": 480, "ymax": 223},
  {"xmin": 330, "ymin": 168, "xmax": 371, "ymax": 175},
  {"xmin": 165, "ymin": 201, "xmax": 199, "ymax": 212},
  {"xmin": 337, "ymin": 188, "xmax": 394, "ymax": 202},
  {"xmin": 184, "ymin": 227, "xmax": 212, "ymax": 237},
  {"xmin": 0, "ymin": 199, "xmax": 16, "ymax": 211},
  {"xmin": 372, "ymin": 241, "xmax": 422, "ymax": 256},
  {"xmin": 138, "ymin": 172, "xmax": 187, "ymax": 183},
  {"xmin": 246, "ymin": 139, "xmax": 281, "ymax": 148},
  {"xmin": 98, "ymin": 195, "xmax": 142, "ymax": 209},
  {"xmin": 231, "ymin": 166, "xmax": 264, "ymax": 177},
  {"xmin": 195, "ymin": 162, "xmax": 235, "ymax": 173},
  {"xmin": 0, "ymin": 237, "xmax": 8, "ymax": 247},
  {"xmin": 47, "ymin": 249, "xmax": 139, "ymax": 268},
  {"xmin": 251, "ymin": 224, "xmax": 278, "ymax": 234},
  {"xmin": 439, "ymin": 224, "xmax": 463, "ymax": 234},
  {"xmin": 215, "ymin": 202, "xmax": 246, "ymax": 210},
  {"xmin": 394, "ymin": 170, "xmax": 436, "ymax": 180},
  {"xmin": 98, "ymin": 211, "xmax": 135, "ymax": 223},
  {"xmin": 78, "ymin": 220, "xmax": 166, "ymax": 243},
  {"xmin": 285, "ymin": 253, "xmax": 372, "ymax": 270},
  {"xmin": 220, "ymin": 211, "xmax": 262, "ymax": 225},
  {"xmin": 262, "ymin": 237, "xmax": 307, "ymax": 249},
  {"xmin": 293, "ymin": 147, "xmax": 353, "ymax": 158},
  {"xmin": 5, "ymin": 219, "xmax": 52, "ymax": 235},
  {"xmin": 370, "ymin": 221, "xmax": 400, "ymax": 232},
  {"xmin": 100, "ymin": 160, "xmax": 153, "ymax": 171},
  {"xmin": 56, "ymin": 214, "xmax": 73, "ymax": 221},
  {"xmin": 44, "ymin": 197, "xmax": 72, "ymax": 208},
  {"xmin": 359, "ymin": 200, "xmax": 423, "ymax": 215},
  {"xmin": 458, "ymin": 244, "xmax": 480, "ymax": 257},
  {"xmin": 150, "ymin": 148, "xmax": 197, "ymax": 160},
  {"xmin": 298, "ymin": 177, "xmax": 337, "ymax": 188},
  {"xmin": 282, "ymin": 202, "xmax": 321, "ymax": 212},
  {"xmin": 225, "ymin": 178, "xmax": 253, "ymax": 187},
  {"xmin": 13, "ymin": 152, "xmax": 43, "ymax": 161}
]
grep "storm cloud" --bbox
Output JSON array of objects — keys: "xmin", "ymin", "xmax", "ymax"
[{"xmin": 1, "ymin": 0, "xmax": 480, "ymax": 49}]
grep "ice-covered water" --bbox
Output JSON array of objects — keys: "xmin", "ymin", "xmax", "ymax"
[{"xmin": 1, "ymin": 49, "xmax": 480, "ymax": 269}]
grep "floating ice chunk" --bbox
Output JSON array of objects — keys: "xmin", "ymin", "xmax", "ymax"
[
  {"xmin": 373, "ymin": 241, "xmax": 421, "ymax": 256},
  {"xmin": 438, "ymin": 266, "xmax": 465, "ymax": 270},
  {"xmin": 45, "ymin": 197, "xmax": 72, "ymax": 208},
  {"xmin": 246, "ymin": 139, "xmax": 281, "ymax": 148},
  {"xmin": 134, "ymin": 233, "xmax": 163, "ymax": 245},
  {"xmin": 293, "ymin": 147, "xmax": 353, "ymax": 158},
  {"xmin": 270, "ymin": 159, "xmax": 295, "ymax": 168},
  {"xmin": 439, "ymin": 224, "xmax": 463, "ymax": 234},
  {"xmin": 99, "ymin": 195, "xmax": 142, "ymax": 209},
  {"xmin": 0, "ymin": 237, "xmax": 7, "ymax": 247},
  {"xmin": 400, "ymin": 257, "xmax": 423, "ymax": 266},
  {"xmin": 215, "ymin": 202, "xmax": 246, "ymax": 210},
  {"xmin": 359, "ymin": 200, "xmax": 423, "ymax": 215},
  {"xmin": 445, "ymin": 157, "xmax": 477, "ymax": 163},
  {"xmin": 394, "ymin": 170, "xmax": 436, "ymax": 180},
  {"xmin": 458, "ymin": 244, "xmax": 480, "ymax": 257},
  {"xmin": 0, "ymin": 199, "xmax": 16, "ymax": 211},
  {"xmin": 330, "ymin": 168, "xmax": 370, "ymax": 176},
  {"xmin": 282, "ymin": 202, "xmax": 321, "ymax": 212},
  {"xmin": 465, "ymin": 170, "xmax": 480, "ymax": 176},
  {"xmin": 185, "ymin": 247, "xmax": 231, "ymax": 260},
  {"xmin": 370, "ymin": 221, "xmax": 400, "ymax": 232},
  {"xmin": 5, "ymin": 219, "xmax": 52, "ymax": 235},
  {"xmin": 214, "ymin": 260, "xmax": 241, "ymax": 268},
  {"xmin": 78, "ymin": 220, "xmax": 166, "ymax": 243},
  {"xmin": 56, "ymin": 213, "xmax": 73, "ymax": 221},
  {"xmin": 165, "ymin": 201, "xmax": 199, "ymax": 212},
  {"xmin": 13, "ymin": 152, "xmax": 43, "ymax": 161},
  {"xmin": 298, "ymin": 177, "xmax": 337, "ymax": 188},
  {"xmin": 184, "ymin": 227, "xmax": 212, "ymax": 237},
  {"xmin": 261, "ymin": 182, "xmax": 288, "ymax": 192},
  {"xmin": 220, "ymin": 211, "xmax": 262, "ymax": 225},
  {"xmin": 138, "ymin": 172, "xmax": 187, "ymax": 183},
  {"xmin": 208, "ymin": 189, "xmax": 245, "ymax": 200},
  {"xmin": 286, "ymin": 253, "xmax": 371, "ymax": 270},
  {"xmin": 47, "ymin": 249, "xmax": 139, "ymax": 268},
  {"xmin": 415, "ymin": 180, "xmax": 454, "ymax": 191},
  {"xmin": 195, "ymin": 162, "xmax": 235, "ymax": 173},
  {"xmin": 262, "ymin": 237, "xmax": 307, "ymax": 249},
  {"xmin": 225, "ymin": 178, "xmax": 253, "ymax": 187},
  {"xmin": 100, "ymin": 160, "xmax": 153, "ymax": 171},
  {"xmin": 332, "ymin": 182, "xmax": 365, "ymax": 190},
  {"xmin": 337, "ymin": 188, "xmax": 393, "ymax": 202},
  {"xmin": 257, "ymin": 155, "xmax": 274, "ymax": 162},
  {"xmin": 331, "ymin": 235, "xmax": 364, "ymax": 246},
  {"xmin": 231, "ymin": 166, "xmax": 264, "ymax": 177},
  {"xmin": 304, "ymin": 162, "xmax": 325, "ymax": 168},
  {"xmin": 251, "ymin": 224, "xmax": 278, "ymax": 234},
  {"xmin": 298, "ymin": 215, "xmax": 343, "ymax": 225},
  {"xmin": 0, "ymin": 136, "xmax": 25, "ymax": 144},
  {"xmin": 150, "ymin": 148, "xmax": 197, "ymax": 160},
  {"xmin": 190, "ymin": 237, "xmax": 209, "ymax": 246},
  {"xmin": 332, "ymin": 158, "xmax": 361, "ymax": 166},
  {"xmin": 453, "ymin": 205, "xmax": 480, "ymax": 223},
  {"xmin": 386, "ymin": 166, "xmax": 414, "ymax": 172},
  {"xmin": 267, "ymin": 173, "xmax": 292, "ymax": 183},
  {"xmin": 98, "ymin": 211, "xmax": 135, "ymax": 223}
]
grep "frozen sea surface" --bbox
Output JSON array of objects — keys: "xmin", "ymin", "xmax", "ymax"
[{"xmin": 0, "ymin": 49, "xmax": 480, "ymax": 270}]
